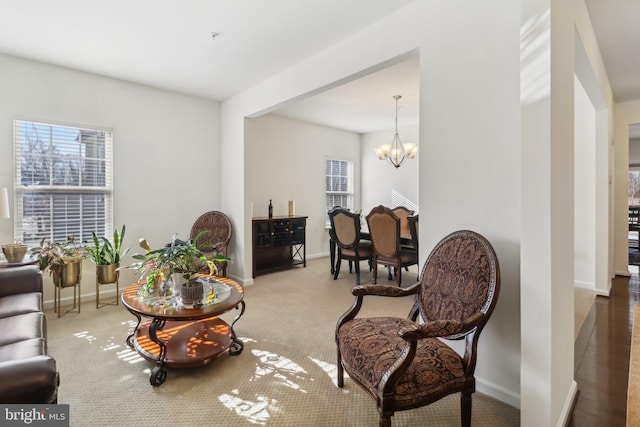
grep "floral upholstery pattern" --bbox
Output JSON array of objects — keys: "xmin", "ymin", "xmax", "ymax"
[
  {"xmin": 338, "ymin": 317, "xmax": 465, "ymax": 409},
  {"xmin": 420, "ymin": 233, "xmax": 495, "ymax": 324}
]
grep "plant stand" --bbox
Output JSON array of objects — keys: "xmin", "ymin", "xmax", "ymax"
[
  {"xmin": 96, "ymin": 264, "xmax": 119, "ymax": 308},
  {"xmin": 53, "ymin": 261, "xmax": 82, "ymax": 318}
]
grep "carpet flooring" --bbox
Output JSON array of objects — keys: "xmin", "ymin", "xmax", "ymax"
[{"xmin": 46, "ymin": 258, "xmax": 521, "ymax": 426}]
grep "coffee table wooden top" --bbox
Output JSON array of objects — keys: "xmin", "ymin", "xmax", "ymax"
[{"xmin": 121, "ymin": 276, "xmax": 243, "ymax": 321}]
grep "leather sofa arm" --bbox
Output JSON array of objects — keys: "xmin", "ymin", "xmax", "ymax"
[
  {"xmin": 0, "ymin": 355, "xmax": 59, "ymax": 403},
  {"xmin": 0, "ymin": 266, "xmax": 43, "ymax": 298}
]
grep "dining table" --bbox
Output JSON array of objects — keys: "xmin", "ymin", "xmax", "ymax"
[{"xmin": 328, "ymin": 228, "xmax": 413, "ymax": 274}]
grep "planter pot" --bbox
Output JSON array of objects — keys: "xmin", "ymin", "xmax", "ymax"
[
  {"xmin": 53, "ymin": 261, "xmax": 81, "ymax": 288},
  {"xmin": 180, "ymin": 281, "xmax": 204, "ymax": 305},
  {"xmin": 2, "ymin": 243, "xmax": 27, "ymax": 263},
  {"xmin": 96, "ymin": 263, "xmax": 119, "ymax": 284},
  {"xmin": 173, "ymin": 271, "xmax": 198, "ymax": 293}
]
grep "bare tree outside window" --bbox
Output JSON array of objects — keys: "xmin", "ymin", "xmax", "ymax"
[
  {"xmin": 630, "ymin": 170, "xmax": 640, "ymax": 206},
  {"xmin": 13, "ymin": 120, "xmax": 112, "ymax": 244}
]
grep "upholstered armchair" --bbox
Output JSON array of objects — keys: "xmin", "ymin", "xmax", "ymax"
[
  {"xmin": 335, "ymin": 230, "xmax": 500, "ymax": 427},
  {"xmin": 190, "ymin": 211, "xmax": 232, "ymax": 277},
  {"xmin": 329, "ymin": 207, "xmax": 373, "ymax": 285}
]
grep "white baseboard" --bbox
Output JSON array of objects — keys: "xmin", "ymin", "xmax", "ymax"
[
  {"xmin": 476, "ymin": 376, "xmax": 520, "ymax": 409},
  {"xmin": 44, "ymin": 288, "xmax": 119, "ymax": 310},
  {"xmin": 573, "ymin": 280, "xmax": 594, "ymax": 289},
  {"xmin": 617, "ymin": 269, "xmax": 632, "ymax": 277},
  {"xmin": 307, "ymin": 252, "xmax": 329, "ymax": 260},
  {"xmin": 556, "ymin": 380, "xmax": 578, "ymax": 427}
]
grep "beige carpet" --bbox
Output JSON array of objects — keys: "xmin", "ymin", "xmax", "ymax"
[{"xmin": 47, "ymin": 258, "xmax": 519, "ymax": 426}]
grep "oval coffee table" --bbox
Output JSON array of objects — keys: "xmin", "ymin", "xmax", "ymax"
[{"xmin": 121, "ymin": 275, "xmax": 245, "ymax": 386}]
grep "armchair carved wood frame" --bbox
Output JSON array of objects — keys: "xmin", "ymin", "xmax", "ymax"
[
  {"xmin": 335, "ymin": 230, "xmax": 500, "ymax": 427},
  {"xmin": 190, "ymin": 211, "xmax": 232, "ymax": 277}
]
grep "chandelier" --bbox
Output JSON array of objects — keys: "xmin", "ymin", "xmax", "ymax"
[{"xmin": 374, "ymin": 95, "xmax": 418, "ymax": 168}]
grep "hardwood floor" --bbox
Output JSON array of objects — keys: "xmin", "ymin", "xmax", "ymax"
[{"xmin": 569, "ymin": 267, "xmax": 640, "ymax": 426}]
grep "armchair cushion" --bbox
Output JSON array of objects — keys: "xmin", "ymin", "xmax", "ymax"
[{"xmin": 338, "ymin": 316, "xmax": 465, "ymax": 409}]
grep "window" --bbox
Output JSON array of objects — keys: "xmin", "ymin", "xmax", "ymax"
[
  {"xmin": 630, "ymin": 165, "xmax": 640, "ymax": 206},
  {"xmin": 325, "ymin": 159, "xmax": 354, "ymax": 226},
  {"xmin": 13, "ymin": 119, "xmax": 113, "ymax": 244}
]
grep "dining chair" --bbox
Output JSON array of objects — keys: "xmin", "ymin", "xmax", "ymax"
[
  {"xmin": 190, "ymin": 211, "xmax": 232, "ymax": 277},
  {"xmin": 630, "ymin": 206, "xmax": 640, "ymax": 250},
  {"xmin": 366, "ymin": 205, "xmax": 418, "ymax": 286},
  {"xmin": 391, "ymin": 206, "xmax": 414, "ymax": 239},
  {"xmin": 406, "ymin": 214, "xmax": 419, "ymax": 260},
  {"xmin": 336, "ymin": 230, "xmax": 501, "ymax": 427},
  {"xmin": 329, "ymin": 208, "xmax": 373, "ymax": 285}
]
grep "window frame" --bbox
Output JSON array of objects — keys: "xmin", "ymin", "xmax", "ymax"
[
  {"xmin": 325, "ymin": 158, "xmax": 354, "ymax": 227},
  {"xmin": 12, "ymin": 118, "xmax": 114, "ymax": 244}
]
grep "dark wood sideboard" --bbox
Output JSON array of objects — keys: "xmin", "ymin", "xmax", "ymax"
[{"xmin": 252, "ymin": 216, "xmax": 307, "ymax": 278}]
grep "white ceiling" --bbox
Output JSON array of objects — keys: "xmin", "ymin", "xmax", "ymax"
[
  {"xmin": 274, "ymin": 56, "xmax": 420, "ymax": 134},
  {"xmin": 0, "ymin": 0, "xmax": 413, "ymax": 101},
  {"xmin": 0, "ymin": 1, "xmax": 637, "ymax": 135},
  {"xmin": 584, "ymin": 0, "xmax": 640, "ymax": 103}
]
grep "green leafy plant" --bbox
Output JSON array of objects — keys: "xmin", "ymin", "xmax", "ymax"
[
  {"xmin": 86, "ymin": 225, "xmax": 130, "ymax": 266},
  {"xmin": 130, "ymin": 231, "xmax": 230, "ymax": 290},
  {"xmin": 30, "ymin": 235, "xmax": 86, "ymax": 276}
]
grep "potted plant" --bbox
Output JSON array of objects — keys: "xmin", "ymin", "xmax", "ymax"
[
  {"xmin": 86, "ymin": 225, "xmax": 129, "ymax": 284},
  {"xmin": 130, "ymin": 231, "xmax": 231, "ymax": 304},
  {"xmin": 31, "ymin": 235, "xmax": 86, "ymax": 287}
]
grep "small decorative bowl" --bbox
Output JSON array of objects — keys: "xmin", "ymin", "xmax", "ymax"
[{"xmin": 2, "ymin": 244, "xmax": 27, "ymax": 263}]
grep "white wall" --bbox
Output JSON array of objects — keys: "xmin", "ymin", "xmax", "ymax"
[
  {"xmin": 520, "ymin": 0, "xmax": 576, "ymax": 424},
  {"xmin": 574, "ymin": 0, "xmax": 614, "ymax": 297},
  {"xmin": 361, "ymin": 124, "xmax": 419, "ymax": 216},
  {"xmin": 0, "ymin": 53, "xmax": 221, "ymax": 305},
  {"xmin": 222, "ymin": 0, "xmax": 521, "ymax": 412},
  {"xmin": 574, "ymin": 75, "xmax": 597, "ymax": 289},
  {"xmin": 630, "ymin": 138, "xmax": 640, "ymax": 163},
  {"xmin": 244, "ymin": 113, "xmax": 361, "ymax": 263}
]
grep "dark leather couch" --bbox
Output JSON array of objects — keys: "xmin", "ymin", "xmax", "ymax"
[{"xmin": 0, "ymin": 265, "xmax": 59, "ymax": 403}]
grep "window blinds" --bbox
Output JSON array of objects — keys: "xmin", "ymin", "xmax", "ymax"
[
  {"xmin": 325, "ymin": 159, "xmax": 354, "ymax": 226},
  {"xmin": 13, "ymin": 119, "xmax": 113, "ymax": 244}
]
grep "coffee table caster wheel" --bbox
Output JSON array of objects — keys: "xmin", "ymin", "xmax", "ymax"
[
  {"xmin": 230, "ymin": 340, "xmax": 244, "ymax": 356},
  {"xmin": 150, "ymin": 366, "xmax": 167, "ymax": 386}
]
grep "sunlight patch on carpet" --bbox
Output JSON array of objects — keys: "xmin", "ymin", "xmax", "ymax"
[
  {"xmin": 218, "ymin": 390, "xmax": 279, "ymax": 425},
  {"xmin": 73, "ymin": 330, "xmax": 96, "ymax": 343},
  {"xmin": 117, "ymin": 348, "xmax": 145, "ymax": 364},
  {"xmin": 309, "ymin": 356, "xmax": 343, "ymax": 386},
  {"xmin": 251, "ymin": 349, "xmax": 309, "ymax": 392}
]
